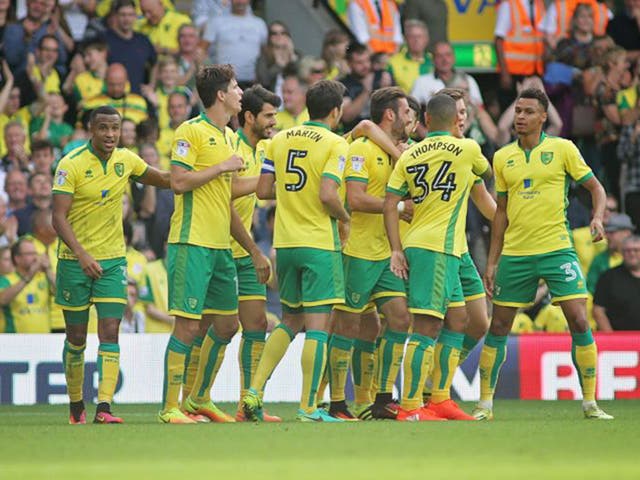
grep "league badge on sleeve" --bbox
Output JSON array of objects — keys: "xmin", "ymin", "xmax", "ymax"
[
  {"xmin": 351, "ymin": 155, "xmax": 364, "ymax": 172},
  {"xmin": 338, "ymin": 155, "xmax": 346, "ymax": 173},
  {"xmin": 175, "ymin": 140, "xmax": 190, "ymax": 157},
  {"xmin": 55, "ymin": 170, "xmax": 67, "ymax": 186}
]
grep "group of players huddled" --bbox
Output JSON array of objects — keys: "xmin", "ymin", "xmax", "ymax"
[{"xmin": 53, "ymin": 64, "xmax": 613, "ymax": 424}]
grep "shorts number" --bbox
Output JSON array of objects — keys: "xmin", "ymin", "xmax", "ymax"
[
  {"xmin": 406, "ymin": 161, "xmax": 458, "ymax": 204},
  {"xmin": 285, "ymin": 149, "xmax": 308, "ymax": 191},
  {"xmin": 560, "ymin": 261, "xmax": 583, "ymax": 282},
  {"xmin": 120, "ymin": 266, "xmax": 128, "ymax": 286}
]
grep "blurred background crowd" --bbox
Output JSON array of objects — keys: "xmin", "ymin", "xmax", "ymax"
[{"xmin": 0, "ymin": 0, "xmax": 638, "ymax": 335}]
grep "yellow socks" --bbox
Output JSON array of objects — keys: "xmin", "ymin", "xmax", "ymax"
[
  {"xmin": 370, "ymin": 337, "xmax": 382, "ymax": 399},
  {"xmin": 181, "ymin": 335, "xmax": 203, "ymax": 402},
  {"xmin": 63, "ymin": 340, "xmax": 85, "ymax": 403},
  {"xmin": 478, "ymin": 333, "xmax": 507, "ymax": 404},
  {"xmin": 431, "ymin": 329, "xmax": 464, "ymax": 403},
  {"xmin": 328, "ymin": 334, "xmax": 354, "ymax": 403},
  {"xmin": 571, "ymin": 330, "xmax": 597, "ymax": 403},
  {"xmin": 352, "ymin": 339, "xmax": 376, "ymax": 404},
  {"xmin": 401, "ymin": 333, "xmax": 435, "ymax": 411},
  {"xmin": 190, "ymin": 328, "xmax": 230, "ymax": 404},
  {"xmin": 97, "ymin": 343, "xmax": 120, "ymax": 404},
  {"xmin": 162, "ymin": 336, "xmax": 190, "ymax": 411},
  {"xmin": 239, "ymin": 330, "xmax": 266, "ymax": 399},
  {"xmin": 376, "ymin": 329, "xmax": 408, "ymax": 395},
  {"xmin": 250, "ymin": 323, "xmax": 295, "ymax": 392},
  {"xmin": 300, "ymin": 330, "xmax": 328, "ymax": 413}
]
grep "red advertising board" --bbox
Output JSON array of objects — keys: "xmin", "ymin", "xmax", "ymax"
[{"xmin": 518, "ymin": 333, "xmax": 640, "ymax": 400}]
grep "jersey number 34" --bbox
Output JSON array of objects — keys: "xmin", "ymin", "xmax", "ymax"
[{"xmin": 406, "ymin": 161, "xmax": 457, "ymax": 204}]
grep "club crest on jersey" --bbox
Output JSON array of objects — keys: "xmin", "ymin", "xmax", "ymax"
[
  {"xmin": 175, "ymin": 140, "xmax": 190, "ymax": 157},
  {"xmin": 351, "ymin": 155, "xmax": 364, "ymax": 172},
  {"xmin": 114, "ymin": 163, "xmax": 124, "ymax": 177},
  {"xmin": 338, "ymin": 155, "xmax": 346, "ymax": 172},
  {"xmin": 55, "ymin": 170, "xmax": 67, "ymax": 186},
  {"xmin": 541, "ymin": 152, "xmax": 554, "ymax": 165}
]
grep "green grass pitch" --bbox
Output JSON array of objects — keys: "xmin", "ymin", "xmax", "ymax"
[{"xmin": 1, "ymin": 400, "xmax": 638, "ymax": 480}]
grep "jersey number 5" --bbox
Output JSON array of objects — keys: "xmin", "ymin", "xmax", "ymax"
[
  {"xmin": 285, "ymin": 149, "xmax": 308, "ymax": 191},
  {"xmin": 406, "ymin": 161, "xmax": 457, "ymax": 204}
]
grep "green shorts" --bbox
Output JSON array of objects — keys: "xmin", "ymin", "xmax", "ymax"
[
  {"xmin": 460, "ymin": 252, "xmax": 485, "ymax": 301},
  {"xmin": 56, "ymin": 257, "xmax": 127, "ymax": 321},
  {"xmin": 335, "ymin": 254, "xmax": 405, "ymax": 313},
  {"xmin": 494, "ymin": 248, "xmax": 588, "ymax": 307},
  {"xmin": 234, "ymin": 256, "xmax": 267, "ymax": 301},
  {"xmin": 276, "ymin": 247, "xmax": 344, "ymax": 312},
  {"xmin": 405, "ymin": 248, "xmax": 463, "ymax": 319},
  {"xmin": 167, "ymin": 243, "xmax": 238, "ymax": 319}
]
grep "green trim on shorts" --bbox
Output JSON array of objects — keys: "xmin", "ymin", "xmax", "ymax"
[{"xmin": 282, "ymin": 304, "xmax": 333, "ymax": 314}]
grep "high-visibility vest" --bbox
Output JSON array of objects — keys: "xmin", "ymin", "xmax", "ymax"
[
  {"xmin": 555, "ymin": 0, "xmax": 608, "ymax": 38},
  {"xmin": 502, "ymin": 0, "xmax": 546, "ymax": 76},
  {"xmin": 355, "ymin": 0, "xmax": 397, "ymax": 53}
]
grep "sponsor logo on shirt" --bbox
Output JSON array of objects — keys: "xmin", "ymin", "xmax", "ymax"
[{"xmin": 523, "ymin": 179, "xmax": 533, "ymax": 189}]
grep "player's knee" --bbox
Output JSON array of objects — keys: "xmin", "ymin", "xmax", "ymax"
[
  {"xmin": 566, "ymin": 312, "xmax": 590, "ymax": 333},
  {"xmin": 389, "ymin": 309, "xmax": 411, "ymax": 332},
  {"xmin": 340, "ymin": 318, "xmax": 360, "ymax": 338},
  {"xmin": 215, "ymin": 319, "xmax": 239, "ymax": 340},
  {"xmin": 66, "ymin": 330, "xmax": 86, "ymax": 346}
]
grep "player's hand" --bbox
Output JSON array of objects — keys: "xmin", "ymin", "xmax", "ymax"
[
  {"xmin": 399, "ymin": 200, "xmax": 414, "ymax": 223},
  {"xmin": 590, "ymin": 216, "xmax": 605, "ymax": 243},
  {"xmin": 251, "ymin": 251, "xmax": 272, "ymax": 284},
  {"xmin": 390, "ymin": 250, "xmax": 408, "ymax": 280},
  {"xmin": 220, "ymin": 154, "xmax": 244, "ymax": 173},
  {"xmin": 483, "ymin": 264, "xmax": 497, "ymax": 299},
  {"xmin": 79, "ymin": 251, "xmax": 102, "ymax": 279}
]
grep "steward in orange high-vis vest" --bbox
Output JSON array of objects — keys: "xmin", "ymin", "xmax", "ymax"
[
  {"xmin": 555, "ymin": 0, "xmax": 608, "ymax": 38},
  {"xmin": 500, "ymin": 0, "xmax": 546, "ymax": 76},
  {"xmin": 353, "ymin": 0, "xmax": 398, "ymax": 53}
]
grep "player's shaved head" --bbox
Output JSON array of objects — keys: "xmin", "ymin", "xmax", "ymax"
[{"xmin": 425, "ymin": 94, "xmax": 457, "ymax": 132}]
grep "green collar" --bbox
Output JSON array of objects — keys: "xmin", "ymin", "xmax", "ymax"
[
  {"xmin": 404, "ymin": 49, "xmax": 430, "ymax": 64},
  {"xmin": 426, "ymin": 130, "xmax": 450, "ymax": 138},
  {"xmin": 87, "ymin": 140, "xmax": 111, "ymax": 163},
  {"xmin": 303, "ymin": 120, "xmax": 331, "ymax": 131},
  {"xmin": 200, "ymin": 112, "xmax": 226, "ymax": 134},
  {"xmin": 518, "ymin": 132, "xmax": 546, "ymax": 162},
  {"xmin": 236, "ymin": 128, "xmax": 256, "ymax": 155}
]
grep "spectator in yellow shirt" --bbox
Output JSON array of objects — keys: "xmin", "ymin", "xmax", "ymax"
[
  {"xmin": 137, "ymin": 0, "xmax": 190, "ymax": 55},
  {"xmin": 274, "ymin": 70, "xmax": 309, "ymax": 131}
]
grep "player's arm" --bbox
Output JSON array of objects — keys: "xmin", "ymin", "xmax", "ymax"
[
  {"xmin": 230, "ymin": 204, "xmax": 271, "ymax": 284},
  {"xmin": 470, "ymin": 180, "xmax": 496, "ymax": 221},
  {"xmin": 145, "ymin": 304, "xmax": 174, "ymax": 325},
  {"xmin": 592, "ymin": 305, "xmax": 613, "ymax": 332},
  {"xmin": 256, "ymin": 157, "xmax": 276, "ymax": 200},
  {"xmin": 383, "ymin": 190, "xmax": 408, "ymax": 280},
  {"xmin": 319, "ymin": 177, "xmax": 350, "ymax": 222},
  {"xmin": 484, "ymin": 194, "xmax": 508, "ymax": 298},
  {"xmin": 232, "ymin": 174, "xmax": 259, "ymax": 199},
  {"xmin": 346, "ymin": 180, "xmax": 383, "ymax": 213},
  {"xmin": 52, "ymin": 194, "xmax": 102, "ymax": 279},
  {"xmin": 581, "ymin": 176, "xmax": 607, "ymax": 242},
  {"xmin": 137, "ymin": 166, "xmax": 171, "ymax": 189},
  {"xmin": 170, "ymin": 154, "xmax": 244, "ymax": 194},
  {"xmin": 348, "ymin": 120, "xmax": 403, "ymax": 161}
]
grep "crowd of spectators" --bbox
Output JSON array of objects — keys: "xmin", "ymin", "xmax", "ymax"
[{"xmin": 0, "ymin": 0, "xmax": 638, "ymax": 334}]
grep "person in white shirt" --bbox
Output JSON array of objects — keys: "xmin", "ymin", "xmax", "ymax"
[{"xmin": 203, "ymin": 0, "xmax": 267, "ymax": 86}]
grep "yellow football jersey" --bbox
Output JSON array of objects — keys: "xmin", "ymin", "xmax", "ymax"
[
  {"xmin": 53, "ymin": 143, "xmax": 149, "ymax": 260},
  {"xmin": 73, "ymin": 71, "xmax": 105, "ymax": 103},
  {"xmin": 168, "ymin": 113, "xmax": 236, "ymax": 249},
  {"xmin": 0, "ymin": 107, "xmax": 31, "ymax": 157},
  {"xmin": 0, "ymin": 272, "xmax": 51, "ymax": 333},
  {"xmin": 263, "ymin": 121, "xmax": 348, "ymax": 251},
  {"xmin": 30, "ymin": 237, "xmax": 65, "ymax": 331},
  {"xmin": 387, "ymin": 132, "xmax": 489, "ymax": 257},
  {"xmin": 494, "ymin": 134, "xmax": 594, "ymax": 256},
  {"xmin": 231, "ymin": 130, "xmax": 264, "ymax": 258},
  {"xmin": 83, "ymin": 93, "xmax": 149, "ymax": 125},
  {"xmin": 275, "ymin": 108, "xmax": 310, "ymax": 132},
  {"xmin": 32, "ymin": 66, "xmax": 60, "ymax": 94},
  {"xmin": 135, "ymin": 11, "xmax": 191, "ymax": 53},
  {"xmin": 343, "ymin": 137, "xmax": 393, "ymax": 261},
  {"xmin": 140, "ymin": 259, "xmax": 173, "ymax": 333}
]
